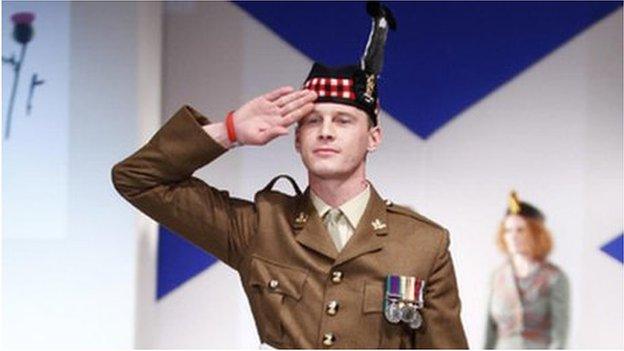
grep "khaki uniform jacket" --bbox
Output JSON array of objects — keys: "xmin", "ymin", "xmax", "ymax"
[{"xmin": 111, "ymin": 105, "xmax": 469, "ymax": 349}]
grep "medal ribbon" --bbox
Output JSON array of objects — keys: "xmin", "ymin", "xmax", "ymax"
[
  {"xmin": 385, "ymin": 275, "xmax": 401, "ymax": 311},
  {"xmin": 405, "ymin": 276, "xmax": 415, "ymax": 302},
  {"xmin": 399, "ymin": 276, "xmax": 407, "ymax": 301},
  {"xmin": 387, "ymin": 275, "xmax": 400, "ymax": 297},
  {"xmin": 414, "ymin": 278, "xmax": 425, "ymax": 307}
]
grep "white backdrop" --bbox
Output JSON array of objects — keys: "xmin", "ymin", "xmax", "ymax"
[{"xmin": 2, "ymin": 2, "xmax": 161, "ymax": 348}]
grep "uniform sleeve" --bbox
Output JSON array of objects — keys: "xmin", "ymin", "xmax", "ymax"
[
  {"xmin": 549, "ymin": 271, "xmax": 570, "ymax": 349},
  {"xmin": 414, "ymin": 230, "xmax": 469, "ymax": 349},
  {"xmin": 111, "ymin": 105, "xmax": 256, "ymax": 270}
]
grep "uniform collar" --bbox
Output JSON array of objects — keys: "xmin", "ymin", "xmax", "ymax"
[
  {"xmin": 291, "ymin": 183, "xmax": 389, "ymax": 264},
  {"xmin": 309, "ymin": 184, "xmax": 371, "ymax": 230}
]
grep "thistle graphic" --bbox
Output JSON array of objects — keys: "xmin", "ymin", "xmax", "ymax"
[{"xmin": 3, "ymin": 12, "xmax": 44, "ymax": 140}]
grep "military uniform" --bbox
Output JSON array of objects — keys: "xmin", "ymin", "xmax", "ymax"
[{"xmin": 112, "ymin": 105, "xmax": 468, "ymax": 349}]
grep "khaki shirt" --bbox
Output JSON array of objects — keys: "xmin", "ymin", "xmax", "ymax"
[
  {"xmin": 112, "ymin": 105, "xmax": 469, "ymax": 349},
  {"xmin": 311, "ymin": 185, "xmax": 370, "ymax": 251}
]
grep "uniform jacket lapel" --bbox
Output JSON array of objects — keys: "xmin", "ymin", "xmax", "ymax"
[
  {"xmin": 334, "ymin": 185, "xmax": 388, "ymax": 266},
  {"xmin": 291, "ymin": 185, "xmax": 389, "ymax": 265},
  {"xmin": 291, "ymin": 188, "xmax": 339, "ymax": 260}
]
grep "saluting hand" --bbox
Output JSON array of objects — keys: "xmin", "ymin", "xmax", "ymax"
[{"xmin": 232, "ymin": 86, "xmax": 317, "ymax": 146}]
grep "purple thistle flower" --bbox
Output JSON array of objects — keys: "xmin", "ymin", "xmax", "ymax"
[
  {"xmin": 10, "ymin": 12, "xmax": 35, "ymax": 25},
  {"xmin": 10, "ymin": 12, "xmax": 35, "ymax": 45}
]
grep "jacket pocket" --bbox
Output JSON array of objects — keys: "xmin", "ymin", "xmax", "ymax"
[
  {"xmin": 363, "ymin": 280, "xmax": 384, "ymax": 314},
  {"xmin": 248, "ymin": 255, "xmax": 308, "ymax": 344}
]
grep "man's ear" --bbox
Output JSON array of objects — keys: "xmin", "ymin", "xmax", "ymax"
[{"xmin": 367, "ymin": 125, "xmax": 382, "ymax": 152}]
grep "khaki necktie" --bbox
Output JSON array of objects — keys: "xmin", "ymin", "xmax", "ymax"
[{"xmin": 324, "ymin": 208, "xmax": 345, "ymax": 251}]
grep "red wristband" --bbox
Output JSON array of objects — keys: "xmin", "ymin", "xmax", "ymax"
[{"xmin": 225, "ymin": 110, "xmax": 237, "ymax": 143}]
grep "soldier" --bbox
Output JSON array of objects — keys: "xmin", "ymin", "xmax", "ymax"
[{"xmin": 112, "ymin": 2, "xmax": 467, "ymax": 349}]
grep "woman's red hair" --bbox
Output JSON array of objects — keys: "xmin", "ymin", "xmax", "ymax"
[{"xmin": 497, "ymin": 216, "xmax": 553, "ymax": 261}]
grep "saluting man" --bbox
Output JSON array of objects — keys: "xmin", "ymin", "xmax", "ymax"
[{"xmin": 112, "ymin": 2, "xmax": 468, "ymax": 349}]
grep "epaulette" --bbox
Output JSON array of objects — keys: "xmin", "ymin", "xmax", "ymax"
[{"xmin": 384, "ymin": 200, "xmax": 447, "ymax": 232}]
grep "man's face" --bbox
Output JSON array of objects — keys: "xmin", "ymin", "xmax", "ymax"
[{"xmin": 295, "ymin": 102, "xmax": 381, "ymax": 179}]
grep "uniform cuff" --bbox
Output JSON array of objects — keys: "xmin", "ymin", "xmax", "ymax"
[{"xmin": 151, "ymin": 105, "xmax": 228, "ymax": 175}]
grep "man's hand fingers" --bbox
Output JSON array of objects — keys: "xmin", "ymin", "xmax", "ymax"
[
  {"xmin": 274, "ymin": 89, "xmax": 314, "ymax": 108},
  {"xmin": 281, "ymin": 103, "xmax": 315, "ymax": 126},
  {"xmin": 273, "ymin": 90, "xmax": 305, "ymax": 108},
  {"xmin": 263, "ymin": 86, "xmax": 294, "ymax": 102},
  {"xmin": 280, "ymin": 90, "xmax": 316, "ymax": 116}
]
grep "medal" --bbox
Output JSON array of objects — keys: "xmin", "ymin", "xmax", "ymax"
[
  {"xmin": 405, "ymin": 277, "xmax": 425, "ymax": 329},
  {"xmin": 400, "ymin": 277, "xmax": 418, "ymax": 323},
  {"xmin": 384, "ymin": 275, "xmax": 402, "ymax": 324},
  {"xmin": 384, "ymin": 300, "xmax": 402, "ymax": 324},
  {"xmin": 400, "ymin": 302, "xmax": 418, "ymax": 323},
  {"xmin": 384, "ymin": 274, "xmax": 426, "ymax": 329},
  {"xmin": 409, "ymin": 310, "xmax": 423, "ymax": 329}
]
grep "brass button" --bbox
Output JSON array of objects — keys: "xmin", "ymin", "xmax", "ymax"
[
  {"xmin": 326, "ymin": 300, "xmax": 339, "ymax": 316},
  {"xmin": 331, "ymin": 271, "xmax": 343, "ymax": 284},
  {"xmin": 268, "ymin": 279, "xmax": 279, "ymax": 289},
  {"xmin": 322, "ymin": 333, "xmax": 335, "ymax": 346}
]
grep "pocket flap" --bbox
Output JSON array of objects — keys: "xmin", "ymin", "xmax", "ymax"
[
  {"xmin": 249, "ymin": 255, "xmax": 308, "ymax": 301},
  {"xmin": 363, "ymin": 281, "xmax": 384, "ymax": 313}
]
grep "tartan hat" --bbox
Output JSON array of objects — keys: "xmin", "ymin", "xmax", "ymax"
[
  {"xmin": 303, "ymin": 64, "xmax": 378, "ymax": 123},
  {"xmin": 302, "ymin": 2, "xmax": 396, "ymax": 126},
  {"xmin": 506, "ymin": 190, "xmax": 545, "ymax": 221}
]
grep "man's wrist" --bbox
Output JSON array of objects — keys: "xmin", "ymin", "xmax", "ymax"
[{"xmin": 202, "ymin": 122, "xmax": 236, "ymax": 149}]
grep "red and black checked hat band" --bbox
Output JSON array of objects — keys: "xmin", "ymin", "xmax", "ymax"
[{"xmin": 302, "ymin": 63, "xmax": 380, "ymax": 126}]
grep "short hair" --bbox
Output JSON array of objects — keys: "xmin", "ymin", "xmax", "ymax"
[{"xmin": 496, "ymin": 215, "xmax": 553, "ymax": 261}]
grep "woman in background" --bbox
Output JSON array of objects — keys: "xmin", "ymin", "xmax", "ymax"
[{"xmin": 485, "ymin": 191, "xmax": 569, "ymax": 349}]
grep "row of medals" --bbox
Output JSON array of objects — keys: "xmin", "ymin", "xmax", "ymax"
[{"xmin": 384, "ymin": 298, "xmax": 423, "ymax": 329}]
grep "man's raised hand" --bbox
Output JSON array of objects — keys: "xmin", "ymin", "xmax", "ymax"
[
  {"xmin": 201, "ymin": 86, "xmax": 316, "ymax": 148},
  {"xmin": 233, "ymin": 86, "xmax": 317, "ymax": 146}
]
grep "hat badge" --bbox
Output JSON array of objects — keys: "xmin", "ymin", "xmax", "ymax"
[{"xmin": 508, "ymin": 190, "xmax": 521, "ymax": 215}]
